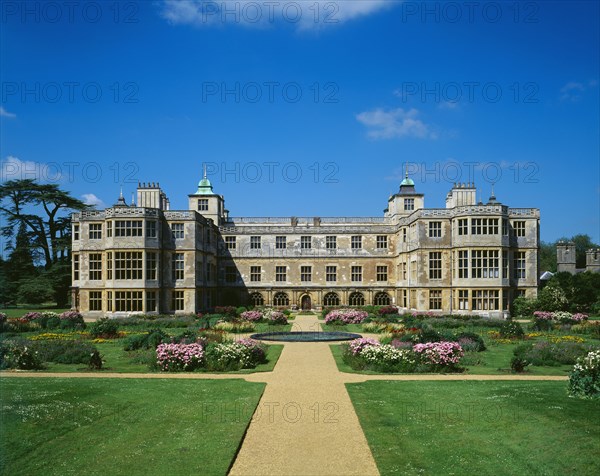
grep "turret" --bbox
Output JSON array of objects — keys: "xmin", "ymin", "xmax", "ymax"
[
  {"xmin": 385, "ymin": 165, "xmax": 424, "ymax": 218},
  {"xmin": 188, "ymin": 164, "xmax": 226, "ymax": 225},
  {"xmin": 557, "ymin": 240, "xmax": 576, "ymax": 274}
]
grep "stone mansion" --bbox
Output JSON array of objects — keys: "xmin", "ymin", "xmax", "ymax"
[{"xmin": 71, "ymin": 169, "xmax": 540, "ymax": 317}]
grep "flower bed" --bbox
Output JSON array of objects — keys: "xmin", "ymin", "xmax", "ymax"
[
  {"xmin": 239, "ymin": 310, "xmax": 264, "ymax": 322},
  {"xmin": 569, "ymin": 350, "xmax": 600, "ymax": 399},
  {"xmin": 156, "ymin": 343, "xmax": 204, "ymax": 371},
  {"xmin": 342, "ymin": 338, "xmax": 464, "ymax": 373},
  {"xmin": 325, "ymin": 309, "xmax": 368, "ymax": 325},
  {"xmin": 533, "ymin": 311, "xmax": 588, "ymax": 329}
]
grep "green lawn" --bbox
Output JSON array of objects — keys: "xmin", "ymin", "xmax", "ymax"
[
  {"xmin": 347, "ymin": 380, "xmax": 600, "ymax": 476},
  {"xmin": 0, "ymin": 377, "xmax": 264, "ymax": 476}
]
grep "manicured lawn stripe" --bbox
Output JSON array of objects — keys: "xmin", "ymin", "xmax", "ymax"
[
  {"xmin": 0, "ymin": 377, "xmax": 265, "ymax": 476},
  {"xmin": 347, "ymin": 380, "xmax": 600, "ymax": 475}
]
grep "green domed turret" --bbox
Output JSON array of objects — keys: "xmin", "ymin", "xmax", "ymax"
[{"xmin": 195, "ymin": 165, "xmax": 214, "ymax": 195}]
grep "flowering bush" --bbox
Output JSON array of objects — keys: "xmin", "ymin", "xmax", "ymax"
[
  {"xmin": 413, "ymin": 341, "xmax": 464, "ymax": 368},
  {"xmin": 264, "ymin": 309, "xmax": 288, "ymax": 325},
  {"xmin": 239, "ymin": 310, "xmax": 263, "ymax": 322},
  {"xmin": 0, "ymin": 340, "xmax": 45, "ymax": 370},
  {"xmin": 378, "ymin": 306, "xmax": 398, "ymax": 316},
  {"xmin": 533, "ymin": 311, "xmax": 553, "ymax": 321},
  {"xmin": 156, "ymin": 343, "xmax": 204, "ymax": 371},
  {"xmin": 22, "ymin": 312, "xmax": 42, "ymax": 322},
  {"xmin": 89, "ymin": 318, "xmax": 119, "ymax": 338},
  {"xmin": 237, "ymin": 338, "xmax": 266, "ymax": 363},
  {"xmin": 325, "ymin": 309, "xmax": 368, "ymax": 325},
  {"xmin": 569, "ymin": 350, "xmax": 600, "ymax": 399},
  {"xmin": 533, "ymin": 311, "xmax": 588, "ymax": 328},
  {"xmin": 206, "ymin": 339, "xmax": 266, "ymax": 371},
  {"xmin": 348, "ymin": 338, "xmax": 380, "ymax": 355},
  {"xmin": 214, "ymin": 321, "xmax": 255, "ymax": 333}
]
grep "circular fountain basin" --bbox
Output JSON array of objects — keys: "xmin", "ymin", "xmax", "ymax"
[{"xmin": 250, "ymin": 331, "xmax": 361, "ymax": 342}]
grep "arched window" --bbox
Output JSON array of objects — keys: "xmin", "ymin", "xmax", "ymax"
[
  {"xmin": 323, "ymin": 292, "xmax": 340, "ymax": 307},
  {"xmin": 250, "ymin": 292, "xmax": 264, "ymax": 307},
  {"xmin": 374, "ymin": 292, "xmax": 391, "ymax": 306},
  {"xmin": 273, "ymin": 292, "xmax": 289, "ymax": 307},
  {"xmin": 349, "ymin": 292, "xmax": 365, "ymax": 306}
]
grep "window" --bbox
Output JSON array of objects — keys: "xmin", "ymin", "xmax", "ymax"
[
  {"xmin": 458, "ymin": 290, "xmax": 469, "ymax": 310},
  {"xmin": 73, "ymin": 224, "xmax": 79, "ymax": 240},
  {"xmin": 323, "ymin": 292, "xmax": 340, "ymax": 306},
  {"xmin": 250, "ymin": 236, "xmax": 261, "ymax": 249},
  {"xmin": 300, "ymin": 236, "xmax": 312, "ymax": 249},
  {"xmin": 374, "ymin": 292, "xmax": 391, "ymax": 306},
  {"xmin": 225, "ymin": 265, "xmax": 237, "ymax": 283},
  {"xmin": 402, "ymin": 289, "xmax": 407, "ymax": 307},
  {"xmin": 514, "ymin": 251, "xmax": 526, "ymax": 279},
  {"xmin": 326, "ymin": 266, "xmax": 337, "ymax": 282},
  {"xmin": 172, "ymin": 253, "xmax": 185, "ymax": 281},
  {"xmin": 146, "ymin": 252, "xmax": 157, "ymax": 280},
  {"xmin": 402, "ymin": 228, "xmax": 407, "ymax": 242},
  {"xmin": 146, "ymin": 221, "xmax": 157, "ymax": 238},
  {"xmin": 351, "ymin": 236, "xmax": 362, "ymax": 250},
  {"xmin": 326, "ymin": 236, "xmax": 337, "ymax": 249},
  {"xmin": 275, "ymin": 266, "xmax": 286, "ymax": 282},
  {"xmin": 276, "ymin": 236, "xmax": 287, "ymax": 249},
  {"xmin": 376, "ymin": 235, "xmax": 388, "ymax": 249},
  {"xmin": 502, "ymin": 250, "xmax": 508, "ymax": 279},
  {"xmin": 502, "ymin": 218, "xmax": 508, "ymax": 236},
  {"xmin": 429, "ymin": 221, "xmax": 442, "ymax": 238},
  {"xmin": 472, "ymin": 290, "xmax": 499, "ymax": 310},
  {"xmin": 225, "ymin": 236, "xmax": 236, "ymax": 250},
  {"xmin": 107, "ymin": 291, "xmax": 112, "ymax": 311},
  {"xmin": 115, "ymin": 251, "xmax": 143, "ymax": 280},
  {"xmin": 458, "ymin": 250, "xmax": 468, "ymax": 278},
  {"xmin": 89, "ymin": 291, "xmax": 102, "ymax": 311},
  {"xmin": 107, "ymin": 221, "xmax": 112, "ymax": 237},
  {"xmin": 513, "ymin": 221, "xmax": 526, "ymax": 237},
  {"xmin": 89, "ymin": 253, "xmax": 102, "ymax": 280},
  {"xmin": 115, "ymin": 220, "xmax": 143, "ymax": 237},
  {"xmin": 376, "ymin": 265, "xmax": 388, "ymax": 282},
  {"xmin": 250, "ymin": 266, "xmax": 261, "ymax": 282},
  {"xmin": 401, "ymin": 262, "xmax": 407, "ymax": 280},
  {"xmin": 300, "ymin": 266, "xmax": 312, "ymax": 282},
  {"xmin": 89, "ymin": 223, "xmax": 102, "ymax": 240},
  {"xmin": 471, "ymin": 250, "xmax": 499, "ymax": 278},
  {"xmin": 115, "ymin": 291, "xmax": 143, "ymax": 312},
  {"xmin": 458, "ymin": 219, "xmax": 468, "ymax": 236},
  {"xmin": 171, "ymin": 223, "xmax": 184, "ymax": 239},
  {"xmin": 172, "ymin": 291, "xmax": 185, "ymax": 311},
  {"xmin": 273, "ymin": 292, "xmax": 289, "ymax": 306},
  {"xmin": 404, "ymin": 198, "xmax": 414, "ymax": 211},
  {"xmin": 250, "ymin": 292, "xmax": 264, "ymax": 306},
  {"xmin": 429, "ymin": 252, "xmax": 442, "ymax": 280},
  {"xmin": 146, "ymin": 291, "xmax": 157, "ymax": 313},
  {"xmin": 198, "ymin": 199, "xmax": 209, "ymax": 211},
  {"xmin": 471, "ymin": 218, "xmax": 499, "ymax": 235},
  {"xmin": 206, "ymin": 229, "xmax": 211, "ymax": 245},
  {"xmin": 73, "ymin": 254, "xmax": 80, "ymax": 280},
  {"xmin": 349, "ymin": 292, "xmax": 365, "ymax": 306},
  {"xmin": 107, "ymin": 252, "xmax": 112, "ymax": 279},
  {"xmin": 429, "ymin": 290, "xmax": 442, "ymax": 310},
  {"xmin": 351, "ymin": 266, "xmax": 362, "ymax": 282}
]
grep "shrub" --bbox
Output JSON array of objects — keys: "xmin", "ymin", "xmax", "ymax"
[
  {"xmin": 454, "ymin": 332, "xmax": 486, "ymax": 352},
  {"xmin": 511, "ymin": 356, "xmax": 530, "ymax": 373},
  {"xmin": 569, "ymin": 350, "xmax": 600, "ymax": 399},
  {"xmin": 59, "ymin": 311, "xmax": 86, "ymax": 329},
  {"xmin": 378, "ymin": 305, "xmax": 398, "ymax": 316},
  {"xmin": 413, "ymin": 341, "xmax": 464, "ymax": 369},
  {"xmin": 359, "ymin": 345, "xmax": 417, "ymax": 372},
  {"xmin": 239, "ymin": 310, "xmax": 263, "ymax": 322},
  {"xmin": 0, "ymin": 339, "xmax": 45, "ymax": 370},
  {"xmin": 88, "ymin": 318, "xmax": 119, "ymax": 338},
  {"xmin": 33, "ymin": 340, "xmax": 99, "ymax": 365},
  {"xmin": 264, "ymin": 309, "xmax": 288, "ymax": 325},
  {"xmin": 348, "ymin": 338, "xmax": 380, "ymax": 355},
  {"xmin": 500, "ymin": 320, "xmax": 524, "ymax": 338},
  {"xmin": 205, "ymin": 339, "xmax": 266, "ymax": 371},
  {"xmin": 513, "ymin": 341, "xmax": 592, "ymax": 366},
  {"xmin": 213, "ymin": 321, "xmax": 255, "ymax": 333},
  {"xmin": 512, "ymin": 296, "xmax": 538, "ymax": 317},
  {"xmin": 0, "ymin": 312, "xmax": 7, "ymax": 332},
  {"xmin": 571, "ymin": 321, "xmax": 600, "ymax": 338},
  {"xmin": 156, "ymin": 343, "xmax": 204, "ymax": 371},
  {"xmin": 88, "ymin": 350, "xmax": 103, "ymax": 370},
  {"xmin": 123, "ymin": 329, "xmax": 168, "ymax": 351},
  {"xmin": 214, "ymin": 306, "xmax": 238, "ymax": 317},
  {"xmin": 325, "ymin": 309, "xmax": 368, "ymax": 325}
]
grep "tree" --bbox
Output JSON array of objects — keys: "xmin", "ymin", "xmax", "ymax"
[
  {"xmin": 0, "ymin": 179, "xmax": 88, "ymax": 306},
  {"xmin": 5, "ymin": 223, "xmax": 38, "ymax": 298},
  {"xmin": 539, "ymin": 241, "xmax": 557, "ymax": 272}
]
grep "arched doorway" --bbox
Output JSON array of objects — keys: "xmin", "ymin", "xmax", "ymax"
[{"xmin": 301, "ymin": 294, "xmax": 312, "ymax": 310}]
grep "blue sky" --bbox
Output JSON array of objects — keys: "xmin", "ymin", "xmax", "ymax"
[{"xmin": 1, "ymin": 0, "xmax": 599, "ymax": 244}]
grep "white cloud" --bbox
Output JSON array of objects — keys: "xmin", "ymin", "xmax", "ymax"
[
  {"xmin": 1, "ymin": 155, "xmax": 63, "ymax": 182},
  {"xmin": 356, "ymin": 107, "xmax": 437, "ymax": 140},
  {"xmin": 560, "ymin": 79, "xmax": 598, "ymax": 101},
  {"xmin": 438, "ymin": 100, "xmax": 459, "ymax": 110},
  {"xmin": 0, "ymin": 106, "xmax": 16, "ymax": 118},
  {"xmin": 81, "ymin": 193, "xmax": 106, "ymax": 209},
  {"xmin": 159, "ymin": 0, "xmax": 394, "ymax": 30}
]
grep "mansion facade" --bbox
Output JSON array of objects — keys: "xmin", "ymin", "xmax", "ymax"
[{"xmin": 71, "ymin": 169, "xmax": 540, "ymax": 317}]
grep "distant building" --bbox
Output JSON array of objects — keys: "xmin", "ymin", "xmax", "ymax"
[
  {"xmin": 71, "ymin": 168, "xmax": 540, "ymax": 317},
  {"xmin": 556, "ymin": 241, "xmax": 600, "ymax": 274}
]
